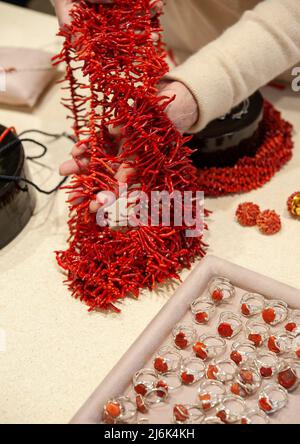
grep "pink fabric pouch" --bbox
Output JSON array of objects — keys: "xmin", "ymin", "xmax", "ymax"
[{"xmin": 0, "ymin": 47, "xmax": 57, "ymax": 107}]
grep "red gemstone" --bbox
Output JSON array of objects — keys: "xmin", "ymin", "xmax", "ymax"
[
  {"xmin": 241, "ymin": 303, "xmax": 251, "ymax": 316},
  {"xmin": 230, "ymin": 350, "xmax": 243, "ymax": 365},
  {"xmin": 207, "ymin": 364, "xmax": 218, "ymax": 380},
  {"xmin": 296, "ymin": 348, "xmax": 300, "ymax": 359},
  {"xmin": 156, "ymin": 380, "xmax": 168, "ymax": 398},
  {"xmin": 216, "ymin": 410, "xmax": 228, "ymax": 423},
  {"xmin": 199, "ymin": 394, "xmax": 211, "ymax": 411},
  {"xmin": 278, "ymin": 368, "xmax": 297, "ymax": 390},
  {"xmin": 260, "ymin": 366, "xmax": 273, "ymax": 378},
  {"xmin": 241, "ymin": 417, "xmax": 249, "ymax": 424},
  {"xmin": 212, "ymin": 289, "xmax": 223, "ymax": 302},
  {"xmin": 174, "ymin": 404, "xmax": 189, "ymax": 423},
  {"xmin": 248, "ymin": 333, "xmax": 262, "ymax": 347},
  {"xmin": 259, "ymin": 397, "xmax": 272, "ymax": 412},
  {"xmin": 193, "ymin": 342, "xmax": 208, "ymax": 360},
  {"xmin": 154, "ymin": 357, "xmax": 168, "ymax": 373},
  {"xmin": 262, "ymin": 307, "xmax": 276, "ymax": 324},
  {"xmin": 136, "ymin": 394, "xmax": 148, "ymax": 414},
  {"xmin": 175, "ymin": 332, "xmax": 188, "ymax": 349},
  {"xmin": 240, "ymin": 369, "xmax": 254, "ymax": 384},
  {"xmin": 231, "ymin": 382, "xmax": 241, "ymax": 396},
  {"xmin": 267, "ymin": 336, "xmax": 280, "ymax": 353},
  {"xmin": 134, "ymin": 383, "xmax": 147, "ymax": 396},
  {"xmin": 195, "ymin": 311, "xmax": 208, "ymax": 324},
  {"xmin": 181, "ymin": 372, "xmax": 195, "ymax": 385},
  {"xmin": 285, "ymin": 322, "xmax": 297, "ymax": 332},
  {"xmin": 218, "ymin": 322, "xmax": 234, "ymax": 338},
  {"xmin": 105, "ymin": 402, "xmax": 121, "ymax": 418}
]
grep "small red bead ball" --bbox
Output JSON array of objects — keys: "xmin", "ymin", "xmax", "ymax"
[
  {"xmin": 256, "ymin": 210, "xmax": 281, "ymax": 235},
  {"xmin": 236, "ymin": 202, "xmax": 261, "ymax": 227}
]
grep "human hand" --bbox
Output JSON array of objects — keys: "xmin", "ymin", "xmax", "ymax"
[{"xmin": 59, "ymin": 81, "xmax": 198, "ymax": 212}]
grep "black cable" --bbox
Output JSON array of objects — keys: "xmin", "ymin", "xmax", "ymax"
[
  {"xmin": 0, "ymin": 129, "xmax": 73, "ymax": 195},
  {"xmin": 0, "ymin": 175, "xmax": 68, "ymax": 195}
]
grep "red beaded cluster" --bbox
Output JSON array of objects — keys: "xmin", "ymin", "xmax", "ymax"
[
  {"xmin": 53, "ymin": 1, "xmax": 208, "ymax": 311},
  {"xmin": 236, "ymin": 202, "xmax": 261, "ymax": 227},
  {"xmin": 196, "ymin": 101, "xmax": 293, "ymax": 197},
  {"xmin": 257, "ymin": 210, "xmax": 281, "ymax": 235}
]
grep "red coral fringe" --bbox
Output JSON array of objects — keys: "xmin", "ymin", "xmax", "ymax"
[{"xmin": 53, "ymin": 0, "xmax": 208, "ymax": 312}]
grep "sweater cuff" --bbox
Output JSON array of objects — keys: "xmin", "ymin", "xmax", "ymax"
[{"xmin": 164, "ymin": 44, "xmax": 235, "ymax": 133}]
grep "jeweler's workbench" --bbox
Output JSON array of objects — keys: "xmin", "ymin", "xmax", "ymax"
[{"xmin": 0, "ymin": 2, "xmax": 299, "ymax": 424}]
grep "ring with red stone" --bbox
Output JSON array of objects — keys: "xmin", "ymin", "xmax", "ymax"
[
  {"xmin": 245, "ymin": 320, "xmax": 270, "ymax": 347},
  {"xmin": 230, "ymin": 340, "xmax": 257, "ymax": 366},
  {"xmin": 102, "ymin": 399, "xmax": 123, "ymax": 424},
  {"xmin": 172, "ymin": 324, "xmax": 196, "ymax": 350},
  {"xmin": 190, "ymin": 297, "xmax": 216, "ymax": 325},
  {"xmin": 193, "ymin": 334, "xmax": 226, "ymax": 362},
  {"xmin": 267, "ymin": 332, "xmax": 292, "ymax": 355},
  {"xmin": 180, "ymin": 357, "xmax": 206, "ymax": 385},
  {"xmin": 135, "ymin": 386, "xmax": 168, "ymax": 414},
  {"xmin": 277, "ymin": 360, "xmax": 300, "ymax": 392},
  {"xmin": 230, "ymin": 365, "xmax": 262, "ymax": 397},
  {"xmin": 156, "ymin": 371, "xmax": 182, "ymax": 393},
  {"xmin": 153, "ymin": 346, "xmax": 182, "ymax": 374},
  {"xmin": 145, "ymin": 385, "xmax": 169, "ymax": 404},
  {"xmin": 261, "ymin": 300, "xmax": 288, "ymax": 326},
  {"xmin": 255, "ymin": 351, "xmax": 279, "ymax": 378},
  {"xmin": 291, "ymin": 335, "xmax": 300, "ymax": 359},
  {"xmin": 258, "ymin": 384, "xmax": 288, "ymax": 414},
  {"xmin": 240, "ymin": 293, "xmax": 265, "ymax": 317},
  {"xmin": 102, "ymin": 396, "xmax": 137, "ymax": 424},
  {"xmin": 173, "ymin": 404, "xmax": 204, "ymax": 424},
  {"xmin": 284, "ymin": 310, "xmax": 300, "ymax": 336},
  {"xmin": 217, "ymin": 312, "xmax": 242, "ymax": 339},
  {"xmin": 197, "ymin": 380, "xmax": 226, "ymax": 412},
  {"xmin": 216, "ymin": 395, "xmax": 246, "ymax": 424},
  {"xmin": 208, "ymin": 277, "xmax": 235, "ymax": 305},
  {"xmin": 240, "ymin": 409, "xmax": 270, "ymax": 424},
  {"xmin": 206, "ymin": 359, "xmax": 237, "ymax": 383},
  {"xmin": 203, "ymin": 416, "xmax": 223, "ymax": 424},
  {"xmin": 133, "ymin": 369, "xmax": 158, "ymax": 396}
]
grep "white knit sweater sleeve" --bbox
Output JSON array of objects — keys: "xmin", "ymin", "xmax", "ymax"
[{"xmin": 165, "ymin": 0, "xmax": 300, "ymax": 132}]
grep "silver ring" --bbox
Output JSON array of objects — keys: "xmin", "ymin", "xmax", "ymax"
[
  {"xmin": 153, "ymin": 346, "xmax": 182, "ymax": 374},
  {"xmin": 180, "ymin": 357, "xmax": 206, "ymax": 385},
  {"xmin": 172, "ymin": 323, "xmax": 196, "ymax": 350},
  {"xmin": 267, "ymin": 332, "xmax": 292, "ymax": 355},
  {"xmin": 240, "ymin": 292, "xmax": 265, "ymax": 317},
  {"xmin": 262, "ymin": 300, "xmax": 288, "ymax": 326},
  {"xmin": 245, "ymin": 319, "xmax": 270, "ymax": 347},
  {"xmin": 208, "ymin": 277, "xmax": 235, "ymax": 305},
  {"xmin": 197, "ymin": 380, "xmax": 226, "ymax": 411},
  {"xmin": 206, "ymin": 359, "xmax": 237, "ymax": 383},
  {"xmin": 190, "ymin": 297, "xmax": 216, "ymax": 325},
  {"xmin": 133, "ymin": 368, "xmax": 157, "ymax": 396},
  {"xmin": 258, "ymin": 383, "xmax": 288, "ymax": 414},
  {"xmin": 240, "ymin": 409, "xmax": 270, "ymax": 424},
  {"xmin": 216, "ymin": 395, "xmax": 246, "ymax": 423},
  {"xmin": 217, "ymin": 312, "xmax": 242, "ymax": 339},
  {"xmin": 230, "ymin": 365, "xmax": 262, "ymax": 397},
  {"xmin": 230, "ymin": 340, "xmax": 257, "ymax": 366},
  {"xmin": 193, "ymin": 334, "xmax": 226, "ymax": 361},
  {"xmin": 254, "ymin": 351, "xmax": 279, "ymax": 378},
  {"xmin": 173, "ymin": 404, "xmax": 204, "ymax": 424}
]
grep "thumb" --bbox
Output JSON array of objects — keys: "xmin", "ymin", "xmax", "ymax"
[{"xmin": 54, "ymin": 0, "xmax": 74, "ymax": 27}]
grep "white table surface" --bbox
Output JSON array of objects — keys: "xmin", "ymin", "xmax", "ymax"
[{"xmin": 0, "ymin": 2, "xmax": 299, "ymax": 424}]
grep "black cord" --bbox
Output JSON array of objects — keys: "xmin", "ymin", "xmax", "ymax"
[
  {"xmin": 0, "ymin": 175, "xmax": 68, "ymax": 195},
  {"xmin": 0, "ymin": 129, "xmax": 73, "ymax": 195}
]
